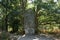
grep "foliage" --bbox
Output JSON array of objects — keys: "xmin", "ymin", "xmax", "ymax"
[
  {"xmin": 0, "ymin": 0, "xmax": 60, "ymax": 34},
  {"xmin": 37, "ymin": 0, "xmax": 60, "ymax": 34}
]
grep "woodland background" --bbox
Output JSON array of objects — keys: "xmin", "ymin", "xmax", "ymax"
[{"xmin": 0, "ymin": 0, "xmax": 60, "ymax": 40}]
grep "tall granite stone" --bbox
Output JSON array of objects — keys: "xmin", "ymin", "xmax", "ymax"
[{"xmin": 24, "ymin": 9, "xmax": 35, "ymax": 35}]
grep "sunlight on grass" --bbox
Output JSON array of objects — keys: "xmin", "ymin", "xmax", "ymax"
[
  {"xmin": 8, "ymin": 28, "xmax": 12, "ymax": 32},
  {"xmin": 8, "ymin": 26, "xmax": 12, "ymax": 32}
]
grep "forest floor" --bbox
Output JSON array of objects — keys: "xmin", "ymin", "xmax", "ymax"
[
  {"xmin": 17, "ymin": 34, "xmax": 60, "ymax": 40},
  {"xmin": 8, "ymin": 33, "xmax": 60, "ymax": 40},
  {"xmin": 0, "ymin": 31, "xmax": 60, "ymax": 40}
]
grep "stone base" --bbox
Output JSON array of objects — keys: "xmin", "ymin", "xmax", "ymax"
[{"xmin": 24, "ymin": 28, "xmax": 35, "ymax": 35}]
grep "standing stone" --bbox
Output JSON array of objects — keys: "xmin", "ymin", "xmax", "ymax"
[{"xmin": 24, "ymin": 9, "xmax": 35, "ymax": 35}]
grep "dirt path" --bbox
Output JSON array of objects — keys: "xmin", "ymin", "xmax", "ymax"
[{"xmin": 17, "ymin": 34, "xmax": 60, "ymax": 40}]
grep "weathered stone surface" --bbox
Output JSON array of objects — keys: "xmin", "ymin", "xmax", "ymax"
[{"xmin": 24, "ymin": 9, "xmax": 35, "ymax": 34}]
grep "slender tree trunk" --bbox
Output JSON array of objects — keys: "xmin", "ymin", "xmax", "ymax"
[
  {"xmin": 20, "ymin": 0, "xmax": 27, "ymax": 34},
  {"xmin": 2, "ymin": 0, "xmax": 8, "ymax": 32},
  {"xmin": 35, "ymin": 6, "xmax": 38, "ymax": 34}
]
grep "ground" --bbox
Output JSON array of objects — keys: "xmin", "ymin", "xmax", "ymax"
[
  {"xmin": 0, "ymin": 31, "xmax": 60, "ymax": 40},
  {"xmin": 17, "ymin": 34, "xmax": 60, "ymax": 40}
]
